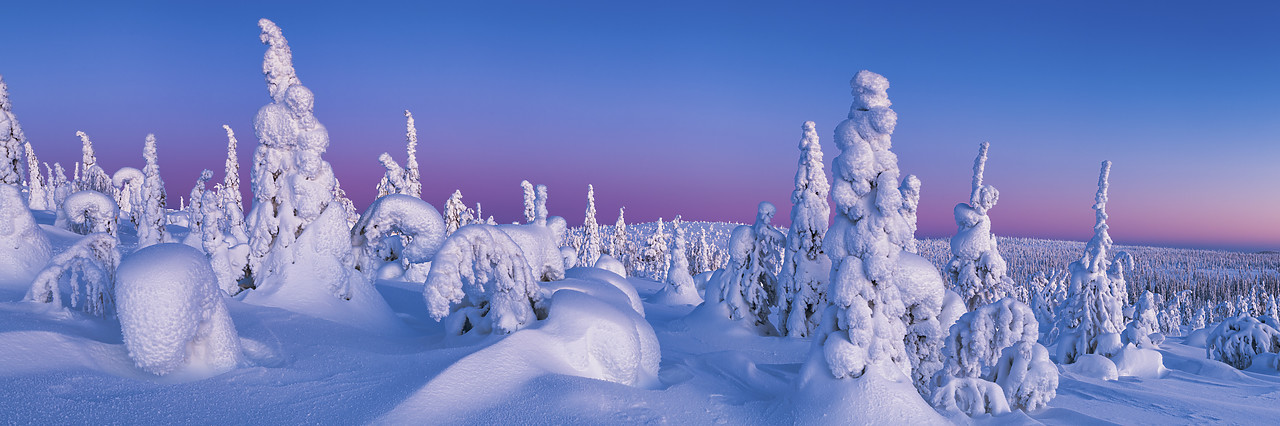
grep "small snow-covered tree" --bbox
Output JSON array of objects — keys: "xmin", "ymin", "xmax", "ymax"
[
  {"xmin": 1159, "ymin": 290, "xmax": 1188, "ymax": 336},
  {"xmin": 112, "ymin": 167, "xmax": 144, "ymax": 226},
  {"xmin": 899, "ymin": 175, "xmax": 921, "ymax": 253},
  {"xmin": 24, "ymin": 142, "xmax": 47, "ymax": 210},
  {"xmin": 778, "ymin": 121, "xmax": 831, "ymax": 337},
  {"xmin": 136, "ymin": 134, "xmax": 168, "ymax": 249},
  {"xmin": 351, "ymin": 194, "xmax": 447, "ymax": 281},
  {"xmin": 715, "ymin": 202, "xmax": 784, "ymax": 330},
  {"xmin": 201, "ymin": 189, "xmax": 248, "ymax": 295},
  {"xmin": 535, "ymin": 184, "xmax": 549, "ymax": 226},
  {"xmin": 611, "ymin": 206, "xmax": 628, "ymax": 258},
  {"xmin": 1191, "ymin": 307, "xmax": 1207, "ymax": 331},
  {"xmin": 0, "ymin": 75, "xmax": 26, "ymax": 186},
  {"xmin": 220, "ymin": 125, "xmax": 249, "ymax": 244},
  {"xmin": 375, "ymin": 152, "xmax": 408, "ymax": 197},
  {"xmin": 654, "ymin": 216, "xmax": 699, "ymax": 304},
  {"xmin": 579, "ymin": 184, "xmax": 601, "ymax": 267},
  {"xmin": 933, "ymin": 298, "xmax": 1055, "ymax": 416},
  {"xmin": 815, "ymin": 70, "xmax": 915, "ymax": 379},
  {"xmin": 1206, "ymin": 316, "xmax": 1280, "ymax": 370},
  {"xmin": 1056, "ymin": 161, "xmax": 1129, "ymax": 364},
  {"xmin": 59, "ymin": 190, "xmax": 118, "ymax": 237},
  {"xmin": 442, "ymin": 190, "xmax": 473, "ymax": 235},
  {"xmin": 1122, "ymin": 290, "xmax": 1162, "ymax": 348},
  {"xmin": 521, "ymin": 180, "xmax": 536, "ymax": 223},
  {"xmin": 49, "ymin": 162, "xmax": 71, "ymax": 211},
  {"xmin": 640, "ymin": 217, "xmax": 669, "ymax": 280},
  {"xmin": 73, "ymin": 131, "xmax": 113, "ymax": 195},
  {"xmin": 26, "ymin": 233, "xmax": 120, "ymax": 318},
  {"xmin": 184, "ymin": 169, "xmax": 214, "ymax": 247},
  {"xmin": 947, "ymin": 142, "xmax": 1013, "ymax": 311},
  {"xmin": 989, "ymin": 341, "xmax": 1058, "ymax": 412},
  {"xmin": 403, "ymin": 110, "xmax": 422, "ymax": 198},
  {"xmin": 423, "ymin": 224, "xmax": 545, "ymax": 335}
]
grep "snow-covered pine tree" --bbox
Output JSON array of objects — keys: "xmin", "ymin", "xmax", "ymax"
[
  {"xmin": 220, "ymin": 125, "xmax": 249, "ymax": 244},
  {"xmin": 1056, "ymin": 161, "xmax": 1129, "ymax": 363},
  {"xmin": 899, "ymin": 175, "xmax": 921, "ymax": 253},
  {"xmin": 655, "ymin": 216, "xmax": 700, "ymax": 304},
  {"xmin": 521, "ymin": 180, "xmax": 536, "ymax": 224},
  {"xmin": 136, "ymin": 134, "xmax": 168, "ymax": 249},
  {"xmin": 778, "ymin": 121, "xmax": 831, "ymax": 337},
  {"xmin": 403, "ymin": 110, "xmax": 421, "ymax": 199},
  {"xmin": 74, "ymin": 131, "xmax": 113, "ymax": 195},
  {"xmin": 376, "ymin": 152, "xmax": 408, "ymax": 198},
  {"xmin": 0, "ymin": 75, "xmax": 27, "ymax": 186},
  {"xmin": 535, "ymin": 184, "xmax": 549, "ymax": 226},
  {"xmin": 611, "ymin": 206, "xmax": 628, "ymax": 256},
  {"xmin": 814, "ymin": 70, "xmax": 915, "ymax": 379},
  {"xmin": 717, "ymin": 202, "xmax": 784, "ymax": 331},
  {"xmin": 579, "ymin": 184, "xmax": 601, "ymax": 267},
  {"xmin": 24, "ymin": 142, "xmax": 47, "ymax": 210},
  {"xmin": 443, "ymin": 190, "xmax": 472, "ymax": 235},
  {"xmin": 948, "ymin": 142, "xmax": 1014, "ymax": 311},
  {"xmin": 49, "ymin": 162, "xmax": 71, "ymax": 211},
  {"xmin": 183, "ymin": 170, "xmax": 214, "ymax": 248},
  {"xmin": 641, "ymin": 217, "xmax": 669, "ymax": 280},
  {"xmin": 1122, "ymin": 290, "xmax": 1162, "ymax": 348}
]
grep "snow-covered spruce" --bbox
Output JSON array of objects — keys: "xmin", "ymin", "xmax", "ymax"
[
  {"xmin": 351, "ymin": 194, "xmax": 447, "ymax": 281},
  {"xmin": 711, "ymin": 202, "xmax": 783, "ymax": 331},
  {"xmin": 116, "ymin": 243, "xmax": 241, "ymax": 376},
  {"xmin": 26, "ymin": 233, "xmax": 119, "ymax": 317},
  {"xmin": 0, "ymin": 184, "xmax": 51, "ymax": 287},
  {"xmin": 640, "ymin": 218, "xmax": 670, "ymax": 281},
  {"xmin": 653, "ymin": 216, "xmax": 701, "ymax": 305},
  {"xmin": 610, "ymin": 206, "xmax": 629, "ymax": 263},
  {"xmin": 182, "ymin": 170, "xmax": 214, "ymax": 248},
  {"xmin": 136, "ymin": 134, "xmax": 168, "ymax": 249},
  {"xmin": 59, "ymin": 190, "xmax": 118, "ymax": 237},
  {"xmin": 578, "ymin": 184, "xmax": 601, "ymax": 267},
  {"xmin": 1123, "ymin": 290, "xmax": 1163, "ymax": 349},
  {"xmin": 74, "ymin": 131, "xmax": 113, "ymax": 196},
  {"xmin": 112, "ymin": 167, "xmax": 144, "ymax": 226},
  {"xmin": 402, "ymin": 110, "xmax": 422, "ymax": 199},
  {"xmin": 520, "ymin": 180, "xmax": 536, "ymax": 223},
  {"xmin": 899, "ymin": 174, "xmax": 921, "ymax": 253},
  {"xmin": 201, "ymin": 190, "xmax": 249, "ymax": 296},
  {"xmin": 947, "ymin": 142, "xmax": 1013, "ymax": 310},
  {"xmin": 0, "ymin": 75, "xmax": 27, "ymax": 186},
  {"xmin": 219, "ymin": 125, "xmax": 249, "ymax": 244},
  {"xmin": 442, "ymin": 190, "xmax": 473, "ymax": 235},
  {"xmin": 1206, "ymin": 316, "xmax": 1280, "ymax": 370},
  {"xmin": 24, "ymin": 142, "xmax": 47, "ymax": 210},
  {"xmin": 778, "ymin": 121, "xmax": 831, "ymax": 338},
  {"xmin": 932, "ymin": 298, "xmax": 1056, "ymax": 414},
  {"xmin": 375, "ymin": 153, "xmax": 408, "ymax": 198},
  {"xmin": 424, "ymin": 224, "xmax": 545, "ymax": 335},
  {"xmin": 47, "ymin": 162, "xmax": 71, "ymax": 212},
  {"xmin": 1056, "ymin": 161, "xmax": 1129, "ymax": 364}
]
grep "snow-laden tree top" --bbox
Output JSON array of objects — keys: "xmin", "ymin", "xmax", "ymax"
[
  {"xmin": 1082, "ymin": 161, "xmax": 1113, "ymax": 274},
  {"xmin": 259, "ymin": 19, "xmax": 300, "ymax": 103}
]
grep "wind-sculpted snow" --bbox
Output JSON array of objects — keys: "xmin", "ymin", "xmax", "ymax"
[
  {"xmin": 352, "ymin": 194, "xmax": 446, "ymax": 280},
  {"xmin": 116, "ymin": 244, "xmax": 241, "ymax": 376},
  {"xmin": 424, "ymin": 224, "xmax": 544, "ymax": 335},
  {"xmin": 0, "ymin": 185, "xmax": 50, "ymax": 288},
  {"xmin": 59, "ymin": 190, "xmax": 118, "ymax": 237}
]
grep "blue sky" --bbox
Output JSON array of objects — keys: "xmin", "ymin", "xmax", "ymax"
[{"xmin": 3, "ymin": 1, "xmax": 1278, "ymax": 250}]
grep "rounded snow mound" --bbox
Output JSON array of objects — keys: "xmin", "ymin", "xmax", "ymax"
[
  {"xmin": 0, "ymin": 184, "xmax": 51, "ymax": 288},
  {"xmin": 593, "ymin": 254, "xmax": 626, "ymax": 277},
  {"xmin": 1063, "ymin": 353, "xmax": 1118, "ymax": 381},
  {"xmin": 564, "ymin": 266, "xmax": 644, "ymax": 316},
  {"xmin": 116, "ymin": 243, "xmax": 241, "ymax": 376}
]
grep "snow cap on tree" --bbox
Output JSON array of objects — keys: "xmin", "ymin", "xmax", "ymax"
[{"xmin": 259, "ymin": 19, "xmax": 300, "ymax": 103}]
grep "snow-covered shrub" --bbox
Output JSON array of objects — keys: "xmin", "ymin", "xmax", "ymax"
[
  {"xmin": 136, "ymin": 134, "xmax": 168, "ymax": 249},
  {"xmin": 351, "ymin": 194, "xmax": 446, "ymax": 281},
  {"xmin": 653, "ymin": 216, "xmax": 700, "ymax": 305},
  {"xmin": 24, "ymin": 142, "xmax": 47, "ymax": 210},
  {"xmin": 1122, "ymin": 290, "xmax": 1162, "ymax": 348},
  {"xmin": 1056, "ymin": 161, "xmax": 1129, "ymax": 364},
  {"xmin": 778, "ymin": 121, "xmax": 831, "ymax": 338},
  {"xmin": 73, "ymin": 131, "xmax": 113, "ymax": 196},
  {"xmin": 0, "ymin": 76, "xmax": 26, "ymax": 186},
  {"xmin": 1206, "ymin": 316, "xmax": 1280, "ymax": 370},
  {"xmin": 116, "ymin": 243, "xmax": 241, "ymax": 376},
  {"xmin": 930, "ymin": 376, "xmax": 1010, "ymax": 417},
  {"xmin": 989, "ymin": 341, "xmax": 1058, "ymax": 411},
  {"xmin": 59, "ymin": 190, "xmax": 118, "ymax": 237},
  {"xmin": 26, "ymin": 233, "xmax": 120, "ymax": 317},
  {"xmin": 578, "ymin": 184, "xmax": 601, "ymax": 267},
  {"xmin": 712, "ymin": 202, "xmax": 783, "ymax": 331},
  {"xmin": 424, "ymin": 224, "xmax": 545, "ymax": 335},
  {"xmin": 815, "ymin": 70, "xmax": 916, "ymax": 380},
  {"xmin": 947, "ymin": 142, "xmax": 1013, "ymax": 311},
  {"xmin": 0, "ymin": 184, "xmax": 51, "ymax": 285}
]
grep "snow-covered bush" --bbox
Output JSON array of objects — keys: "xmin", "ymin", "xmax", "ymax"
[
  {"xmin": 1206, "ymin": 316, "xmax": 1280, "ymax": 370},
  {"xmin": 712, "ymin": 202, "xmax": 783, "ymax": 331},
  {"xmin": 26, "ymin": 233, "xmax": 120, "ymax": 317},
  {"xmin": 59, "ymin": 190, "xmax": 118, "ymax": 237},
  {"xmin": 578, "ymin": 184, "xmax": 601, "ymax": 267},
  {"xmin": 653, "ymin": 216, "xmax": 700, "ymax": 305},
  {"xmin": 116, "ymin": 243, "xmax": 241, "ymax": 376},
  {"xmin": 1056, "ymin": 161, "xmax": 1129, "ymax": 364},
  {"xmin": 989, "ymin": 341, "xmax": 1058, "ymax": 411},
  {"xmin": 947, "ymin": 142, "xmax": 1013, "ymax": 310},
  {"xmin": 0, "ymin": 76, "xmax": 27, "ymax": 186},
  {"xmin": 815, "ymin": 70, "xmax": 916, "ymax": 380},
  {"xmin": 424, "ymin": 224, "xmax": 545, "ymax": 335},
  {"xmin": 778, "ymin": 121, "xmax": 831, "ymax": 338},
  {"xmin": 1122, "ymin": 290, "xmax": 1162, "ymax": 348},
  {"xmin": 136, "ymin": 134, "xmax": 168, "ymax": 249},
  {"xmin": 0, "ymin": 184, "xmax": 51, "ymax": 285},
  {"xmin": 351, "ymin": 194, "xmax": 447, "ymax": 281},
  {"xmin": 930, "ymin": 376, "xmax": 1010, "ymax": 417}
]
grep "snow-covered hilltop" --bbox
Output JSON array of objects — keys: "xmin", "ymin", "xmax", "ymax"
[{"xmin": 0, "ymin": 18, "xmax": 1278, "ymax": 425}]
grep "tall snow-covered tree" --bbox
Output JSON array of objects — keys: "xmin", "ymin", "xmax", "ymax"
[
  {"xmin": 948, "ymin": 142, "xmax": 1014, "ymax": 310},
  {"xmin": 521, "ymin": 180, "xmax": 536, "ymax": 224},
  {"xmin": 1056, "ymin": 161, "xmax": 1130, "ymax": 364},
  {"xmin": 815, "ymin": 70, "xmax": 916, "ymax": 379},
  {"xmin": 716, "ymin": 202, "xmax": 784, "ymax": 331},
  {"xmin": 0, "ymin": 75, "xmax": 27, "ymax": 185},
  {"xmin": 24, "ymin": 142, "xmax": 47, "ymax": 210},
  {"xmin": 778, "ymin": 121, "xmax": 832, "ymax": 337},
  {"xmin": 220, "ymin": 125, "xmax": 249, "ymax": 244},
  {"xmin": 74, "ymin": 131, "xmax": 113, "ymax": 195},
  {"xmin": 403, "ymin": 110, "xmax": 422, "ymax": 199},
  {"xmin": 579, "ymin": 184, "xmax": 602, "ymax": 267},
  {"xmin": 136, "ymin": 134, "xmax": 168, "ymax": 249}
]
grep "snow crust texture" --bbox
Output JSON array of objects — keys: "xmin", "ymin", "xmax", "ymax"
[{"xmin": 116, "ymin": 244, "xmax": 241, "ymax": 376}]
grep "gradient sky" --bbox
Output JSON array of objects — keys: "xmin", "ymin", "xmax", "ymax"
[{"xmin": 3, "ymin": 1, "xmax": 1278, "ymax": 251}]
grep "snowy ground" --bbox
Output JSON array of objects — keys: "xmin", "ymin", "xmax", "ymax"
[{"xmin": 4, "ymin": 242, "xmax": 1279, "ymax": 424}]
